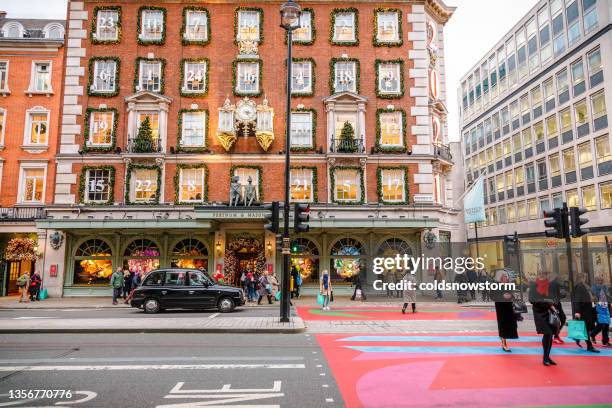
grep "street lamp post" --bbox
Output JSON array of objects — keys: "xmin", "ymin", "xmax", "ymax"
[{"xmin": 279, "ymin": 1, "xmax": 301, "ymax": 323}]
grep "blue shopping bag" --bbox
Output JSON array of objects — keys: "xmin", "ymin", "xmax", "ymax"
[
  {"xmin": 275, "ymin": 291, "xmax": 281, "ymax": 301},
  {"xmin": 38, "ymin": 288, "xmax": 48, "ymax": 300},
  {"xmin": 568, "ymin": 319, "xmax": 588, "ymax": 340},
  {"xmin": 317, "ymin": 294, "xmax": 324, "ymax": 305}
]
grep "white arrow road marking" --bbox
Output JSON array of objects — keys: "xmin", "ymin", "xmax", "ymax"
[
  {"xmin": 157, "ymin": 382, "xmax": 284, "ymax": 407},
  {"xmin": 0, "ymin": 364, "xmax": 305, "ymax": 372},
  {"xmin": 169, "ymin": 381, "xmax": 282, "ymax": 394},
  {"xmin": 0, "ymin": 394, "xmax": 37, "ymax": 407},
  {"xmin": 55, "ymin": 391, "xmax": 97, "ymax": 406},
  {"xmin": 13, "ymin": 317, "xmax": 57, "ymax": 320}
]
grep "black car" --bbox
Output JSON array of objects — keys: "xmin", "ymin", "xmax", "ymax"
[{"xmin": 130, "ymin": 268, "xmax": 244, "ymax": 313}]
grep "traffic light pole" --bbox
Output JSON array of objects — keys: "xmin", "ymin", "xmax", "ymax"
[
  {"xmin": 563, "ymin": 203, "xmax": 575, "ymax": 293},
  {"xmin": 514, "ymin": 232, "xmax": 524, "ymax": 304}
]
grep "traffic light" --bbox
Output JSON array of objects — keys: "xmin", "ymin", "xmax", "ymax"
[
  {"xmin": 569, "ymin": 207, "xmax": 589, "ymax": 238},
  {"xmin": 504, "ymin": 232, "xmax": 518, "ymax": 255},
  {"xmin": 294, "ymin": 203, "xmax": 310, "ymax": 233},
  {"xmin": 544, "ymin": 208, "xmax": 566, "ymax": 239},
  {"xmin": 264, "ymin": 201, "xmax": 280, "ymax": 234}
]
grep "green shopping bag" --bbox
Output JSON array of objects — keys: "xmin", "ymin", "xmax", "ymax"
[
  {"xmin": 317, "ymin": 294, "xmax": 324, "ymax": 305},
  {"xmin": 39, "ymin": 288, "xmax": 48, "ymax": 300},
  {"xmin": 275, "ymin": 291, "xmax": 281, "ymax": 301},
  {"xmin": 568, "ymin": 319, "xmax": 588, "ymax": 340}
]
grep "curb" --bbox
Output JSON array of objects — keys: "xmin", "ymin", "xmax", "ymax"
[
  {"xmin": 0, "ymin": 305, "xmax": 280, "ymax": 310},
  {"xmin": 0, "ymin": 326, "xmax": 306, "ymax": 334}
]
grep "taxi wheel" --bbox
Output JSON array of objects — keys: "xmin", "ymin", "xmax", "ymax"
[
  {"xmin": 143, "ymin": 298, "xmax": 161, "ymax": 314},
  {"xmin": 217, "ymin": 297, "xmax": 235, "ymax": 313}
]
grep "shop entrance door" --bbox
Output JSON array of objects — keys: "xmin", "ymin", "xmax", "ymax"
[
  {"xmin": 237, "ymin": 253, "xmax": 259, "ymax": 285},
  {"xmin": 5, "ymin": 261, "xmax": 31, "ymax": 295}
]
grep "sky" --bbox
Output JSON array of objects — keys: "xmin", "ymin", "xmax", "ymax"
[{"xmin": 2, "ymin": 0, "xmax": 538, "ymax": 142}]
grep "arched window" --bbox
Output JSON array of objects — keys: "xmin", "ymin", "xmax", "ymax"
[
  {"xmin": 330, "ymin": 237, "xmax": 366, "ymax": 281},
  {"xmin": 123, "ymin": 238, "xmax": 160, "ymax": 274},
  {"xmin": 43, "ymin": 23, "xmax": 64, "ymax": 39},
  {"xmin": 171, "ymin": 238, "xmax": 208, "ymax": 270},
  {"xmin": 2, "ymin": 22, "xmax": 24, "ymax": 38},
  {"xmin": 290, "ymin": 238, "xmax": 320, "ymax": 283},
  {"xmin": 73, "ymin": 238, "xmax": 113, "ymax": 285},
  {"xmin": 331, "ymin": 237, "xmax": 364, "ymax": 256},
  {"xmin": 377, "ymin": 238, "xmax": 412, "ymax": 256}
]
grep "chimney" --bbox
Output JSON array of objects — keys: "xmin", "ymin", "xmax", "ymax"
[{"xmin": 0, "ymin": 11, "xmax": 6, "ymax": 19}]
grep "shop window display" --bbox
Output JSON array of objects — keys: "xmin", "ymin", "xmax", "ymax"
[
  {"xmin": 123, "ymin": 238, "xmax": 160, "ymax": 274},
  {"xmin": 171, "ymin": 238, "xmax": 208, "ymax": 270},
  {"xmin": 330, "ymin": 237, "xmax": 365, "ymax": 282},
  {"xmin": 73, "ymin": 239, "xmax": 113, "ymax": 285},
  {"xmin": 290, "ymin": 238, "xmax": 320, "ymax": 284}
]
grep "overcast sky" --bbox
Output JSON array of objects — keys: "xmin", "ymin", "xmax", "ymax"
[{"xmin": 3, "ymin": 0, "xmax": 538, "ymax": 142}]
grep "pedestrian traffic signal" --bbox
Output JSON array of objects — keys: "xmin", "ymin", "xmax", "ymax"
[
  {"xmin": 293, "ymin": 203, "xmax": 310, "ymax": 233},
  {"xmin": 264, "ymin": 202, "xmax": 280, "ymax": 234},
  {"xmin": 504, "ymin": 232, "xmax": 519, "ymax": 254},
  {"xmin": 569, "ymin": 207, "xmax": 589, "ymax": 238},
  {"xmin": 544, "ymin": 208, "xmax": 567, "ymax": 239}
]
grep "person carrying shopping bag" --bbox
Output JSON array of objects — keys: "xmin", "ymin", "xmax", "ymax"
[
  {"xmin": 16, "ymin": 271, "xmax": 30, "ymax": 303},
  {"xmin": 319, "ymin": 269, "xmax": 332, "ymax": 311}
]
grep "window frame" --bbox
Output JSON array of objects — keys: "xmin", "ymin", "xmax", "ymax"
[
  {"xmin": 375, "ymin": 59, "xmax": 404, "ymax": 98},
  {"xmin": 331, "ymin": 58, "xmax": 359, "ymax": 94},
  {"xmin": 0, "ymin": 60, "xmax": 9, "ymax": 93},
  {"xmin": 177, "ymin": 165, "xmax": 208, "ymax": 204},
  {"xmin": 28, "ymin": 61, "xmax": 52, "ymax": 94},
  {"xmin": 377, "ymin": 167, "xmax": 408, "ymax": 204},
  {"xmin": 84, "ymin": 108, "xmax": 117, "ymax": 152},
  {"xmin": 92, "ymin": 6, "xmax": 121, "ymax": 44},
  {"xmin": 290, "ymin": 110, "xmax": 315, "ymax": 150},
  {"xmin": 182, "ymin": 7, "xmax": 210, "ymax": 45},
  {"xmin": 374, "ymin": 9, "xmax": 402, "ymax": 46},
  {"xmin": 138, "ymin": 7, "xmax": 166, "ymax": 44},
  {"xmin": 233, "ymin": 59, "xmax": 262, "ymax": 97},
  {"xmin": 24, "ymin": 107, "xmax": 50, "ymax": 146},
  {"xmin": 89, "ymin": 58, "xmax": 119, "ymax": 96},
  {"xmin": 82, "ymin": 166, "xmax": 114, "ymax": 205},
  {"xmin": 180, "ymin": 58, "xmax": 209, "ymax": 96},
  {"xmin": 332, "ymin": 8, "xmax": 359, "ymax": 45},
  {"xmin": 18, "ymin": 164, "xmax": 47, "ymax": 204},
  {"xmin": 291, "ymin": 58, "xmax": 315, "ymax": 97},
  {"xmin": 178, "ymin": 109, "xmax": 208, "ymax": 151},
  {"xmin": 135, "ymin": 58, "xmax": 165, "ymax": 94},
  {"xmin": 235, "ymin": 8, "xmax": 263, "ymax": 44},
  {"xmin": 331, "ymin": 166, "xmax": 364, "ymax": 204},
  {"xmin": 290, "ymin": 167, "xmax": 316, "ymax": 203}
]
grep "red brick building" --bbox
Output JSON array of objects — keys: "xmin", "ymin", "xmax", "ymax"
[
  {"xmin": 0, "ymin": 12, "xmax": 65, "ymax": 295},
  {"xmin": 41, "ymin": 0, "xmax": 458, "ymax": 297}
]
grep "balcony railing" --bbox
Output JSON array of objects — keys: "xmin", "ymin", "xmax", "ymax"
[
  {"xmin": 127, "ymin": 138, "xmax": 162, "ymax": 153},
  {"xmin": 330, "ymin": 137, "xmax": 365, "ymax": 154},
  {"xmin": 433, "ymin": 143, "xmax": 452, "ymax": 162},
  {"xmin": 0, "ymin": 207, "xmax": 45, "ymax": 221}
]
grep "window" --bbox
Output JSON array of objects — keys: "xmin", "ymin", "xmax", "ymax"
[
  {"xmin": 582, "ymin": 185, "xmax": 596, "ymax": 210},
  {"xmin": 534, "ymin": 122, "xmax": 545, "ymax": 144},
  {"xmin": 87, "ymin": 110, "xmax": 114, "ymax": 147},
  {"xmin": 528, "ymin": 198, "xmax": 538, "ymax": 219},
  {"xmin": 290, "ymin": 111, "xmax": 314, "ymax": 148},
  {"xmin": 333, "ymin": 10, "xmax": 357, "ymax": 43},
  {"xmin": 587, "ymin": 48, "xmax": 602, "ymax": 87},
  {"xmin": 507, "ymin": 204, "xmax": 516, "ymax": 222},
  {"xmin": 600, "ymin": 182, "xmax": 612, "ymax": 209},
  {"xmin": 574, "ymin": 100, "xmax": 589, "ymax": 127},
  {"xmin": 233, "ymin": 167, "xmax": 260, "ymax": 201},
  {"xmin": 138, "ymin": 60, "xmax": 162, "ymax": 93},
  {"xmin": 379, "ymin": 111, "xmax": 403, "ymax": 147},
  {"xmin": 91, "ymin": 59, "xmax": 117, "ymax": 94},
  {"xmin": 25, "ymin": 109, "xmax": 49, "ymax": 145},
  {"xmin": 84, "ymin": 168, "xmax": 112, "ymax": 204},
  {"xmin": 566, "ymin": 0, "xmax": 581, "ymax": 46},
  {"xmin": 526, "ymin": 164, "xmax": 535, "ymax": 186},
  {"xmin": 522, "ymin": 128, "xmax": 532, "ymax": 149},
  {"xmin": 292, "ymin": 60, "xmax": 313, "ymax": 95},
  {"xmin": 237, "ymin": 9, "xmax": 261, "ymax": 42},
  {"xmin": 0, "ymin": 108, "xmax": 5, "ymax": 146},
  {"xmin": 95, "ymin": 8, "xmax": 119, "ymax": 42},
  {"xmin": 552, "ymin": 0, "xmax": 565, "ymax": 55},
  {"xmin": 377, "ymin": 62, "xmax": 402, "ymax": 95},
  {"xmin": 290, "ymin": 168, "xmax": 314, "ymax": 202},
  {"xmin": 499, "ymin": 206, "xmax": 507, "ymax": 224},
  {"xmin": 487, "ymin": 147, "xmax": 494, "ymax": 165},
  {"xmin": 0, "ymin": 61, "xmax": 8, "ymax": 91},
  {"xmin": 571, "ymin": 59, "xmax": 585, "ymax": 95},
  {"xmin": 517, "ymin": 28, "xmax": 527, "ymax": 79},
  {"xmin": 2, "ymin": 22, "xmax": 24, "ymax": 38},
  {"xmin": 582, "ymin": 0, "xmax": 598, "ymax": 34},
  {"xmin": 334, "ymin": 168, "xmax": 361, "ymax": 202},
  {"xmin": 537, "ymin": 159, "xmax": 548, "ymax": 187},
  {"xmin": 563, "ymin": 147, "xmax": 577, "ymax": 172},
  {"xmin": 333, "ymin": 60, "xmax": 357, "ymax": 93},
  {"xmin": 182, "ymin": 60, "xmax": 207, "ymax": 94},
  {"xmin": 591, "ymin": 91, "xmax": 607, "ymax": 131},
  {"xmin": 531, "ymin": 86, "xmax": 542, "ymax": 107},
  {"xmin": 595, "ymin": 135, "xmax": 611, "ymax": 175},
  {"xmin": 293, "ymin": 10, "xmax": 313, "ymax": 43},
  {"xmin": 20, "ymin": 167, "xmax": 45, "ymax": 203},
  {"xmin": 578, "ymin": 141, "xmax": 593, "ymax": 179},
  {"xmin": 376, "ymin": 10, "xmax": 400, "ymax": 44},
  {"xmin": 518, "ymin": 201, "xmax": 527, "ymax": 220},
  {"xmin": 131, "ymin": 168, "xmax": 159, "ymax": 203},
  {"xmin": 566, "ymin": 188, "xmax": 579, "ymax": 207},
  {"xmin": 510, "ymin": 100, "xmax": 519, "ymax": 122},
  {"xmin": 512, "ymin": 134, "xmax": 521, "ymax": 153},
  {"xmin": 140, "ymin": 8, "xmax": 164, "ymax": 42},
  {"xmin": 547, "ymin": 115, "xmax": 559, "ymax": 138},
  {"xmin": 235, "ymin": 61, "xmax": 260, "ymax": 95},
  {"xmin": 550, "ymin": 153, "xmax": 561, "ymax": 178},
  {"xmin": 540, "ymin": 197, "xmax": 551, "ymax": 214},
  {"xmin": 543, "ymin": 78, "xmax": 554, "ymax": 105},
  {"xmin": 30, "ymin": 62, "xmax": 51, "ymax": 93},
  {"xmin": 43, "ymin": 25, "xmax": 63, "ymax": 40},
  {"xmin": 179, "ymin": 167, "xmax": 206, "ymax": 203},
  {"xmin": 183, "ymin": 9, "xmax": 209, "ymax": 42},
  {"xmin": 539, "ymin": 7, "xmax": 552, "ymax": 62},
  {"xmin": 557, "ymin": 69, "xmax": 569, "ymax": 98},
  {"xmin": 180, "ymin": 111, "xmax": 207, "ymax": 147},
  {"xmin": 560, "ymin": 108, "xmax": 572, "ymax": 132},
  {"xmin": 553, "ymin": 192, "xmax": 564, "ymax": 209},
  {"xmin": 136, "ymin": 113, "xmax": 160, "ymax": 144},
  {"xmin": 496, "ymin": 174, "xmax": 504, "ymax": 194}
]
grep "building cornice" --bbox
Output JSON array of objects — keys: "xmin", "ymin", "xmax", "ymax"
[{"xmin": 0, "ymin": 38, "xmax": 64, "ymax": 50}]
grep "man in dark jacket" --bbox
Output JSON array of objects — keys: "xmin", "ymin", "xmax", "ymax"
[
  {"xmin": 29, "ymin": 271, "xmax": 42, "ymax": 301},
  {"xmin": 467, "ymin": 267, "xmax": 478, "ymax": 301},
  {"xmin": 351, "ymin": 273, "xmax": 366, "ymax": 301},
  {"xmin": 572, "ymin": 273, "xmax": 600, "ymax": 353}
]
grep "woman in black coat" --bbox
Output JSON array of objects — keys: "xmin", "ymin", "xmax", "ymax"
[
  {"xmin": 492, "ymin": 271, "xmax": 518, "ymax": 352},
  {"xmin": 572, "ymin": 273, "xmax": 600, "ymax": 353},
  {"xmin": 529, "ymin": 270, "xmax": 560, "ymax": 366}
]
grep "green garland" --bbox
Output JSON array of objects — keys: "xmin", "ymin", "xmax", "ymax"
[
  {"xmin": 290, "ymin": 58, "xmax": 316, "ymax": 97},
  {"xmin": 230, "ymin": 165, "xmax": 264, "ymax": 202},
  {"xmin": 373, "ymin": 8, "xmax": 403, "ymax": 47},
  {"xmin": 374, "ymin": 108, "xmax": 407, "ymax": 153},
  {"xmin": 329, "ymin": 57, "xmax": 360, "ymax": 94},
  {"xmin": 174, "ymin": 163, "xmax": 209, "ymax": 204},
  {"xmin": 232, "ymin": 59, "xmax": 262, "ymax": 97},
  {"xmin": 87, "ymin": 57, "xmax": 120, "ymax": 97},
  {"xmin": 375, "ymin": 59, "xmax": 405, "ymax": 99},
  {"xmin": 125, "ymin": 163, "xmax": 162, "ymax": 205},
  {"xmin": 90, "ymin": 6, "xmax": 121, "ymax": 45},
  {"xmin": 179, "ymin": 58, "xmax": 210, "ymax": 97},
  {"xmin": 290, "ymin": 108, "xmax": 317, "ymax": 152},
  {"xmin": 134, "ymin": 57, "xmax": 166, "ymax": 94},
  {"xmin": 285, "ymin": 8, "xmax": 316, "ymax": 46},
  {"xmin": 290, "ymin": 166, "xmax": 318, "ymax": 203},
  {"xmin": 177, "ymin": 109, "xmax": 210, "ymax": 153},
  {"xmin": 330, "ymin": 8, "xmax": 359, "ymax": 46},
  {"xmin": 78, "ymin": 165, "xmax": 116, "ymax": 205},
  {"xmin": 82, "ymin": 107, "xmax": 118, "ymax": 153},
  {"xmin": 137, "ymin": 6, "xmax": 166, "ymax": 45},
  {"xmin": 181, "ymin": 7, "xmax": 211, "ymax": 46},
  {"xmin": 330, "ymin": 166, "xmax": 365, "ymax": 205},
  {"xmin": 234, "ymin": 7, "xmax": 264, "ymax": 45},
  {"xmin": 376, "ymin": 166, "xmax": 410, "ymax": 205}
]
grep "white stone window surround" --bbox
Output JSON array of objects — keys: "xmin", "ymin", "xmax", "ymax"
[
  {"xmin": 290, "ymin": 111, "xmax": 314, "ymax": 147},
  {"xmin": 1, "ymin": 21, "xmax": 25, "ymax": 38},
  {"xmin": 43, "ymin": 22, "xmax": 65, "ymax": 39},
  {"xmin": 0, "ymin": 60, "xmax": 10, "ymax": 94},
  {"xmin": 125, "ymin": 94, "xmax": 170, "ymax": 154},
  {"xmin": 17, "ymin": 161, "xmax": 48, "ymax": 204},
  {"xmin": 27, "ymin": 61, "xmax": 53, "ymax": 95},
  {"xmin": 22, "ymin": 106, "xmax": 50, "ymax": 153},
  {"xmin": 324, "ymin": 94, "xmax": 367, "ymax": 153},
  {"xmin": 333, "ymin": 12, "xmax": 356, "ymax": 42}
]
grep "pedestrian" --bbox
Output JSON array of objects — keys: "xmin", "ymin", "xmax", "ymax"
[
  {"xmin": 384, "ymin": 270, "xmax": 395, "ymax": 298},
  {"xmin": 212, "ymin": 269, "xmax": 225, "ymax": 284},
  {"xmin": 16, "ymin": 270, "xmax": 30, "ymax": 303},
  {"xmin": 455, "ymin": 272, "xmax": 468, "ymax": 304},
  {"xmin": 479, "ymin": 270, "xmax": 490, "ymax": 301},
  {"xmin": 590, "ymin": 290, "xmax": 610, "ymax": 346},
  {"xmin": 529, "ymin": 270, "xmax": 560, "ymax": 366},
  {"xmin": 110, "ymin": 267, "xmax": 124, "ymax": 305},
  {"xmin": 394, "ymin": 270, "xmax": 403, "ymax": 298},
  {"xmin": 257, "ymin": 272, "xmax": 272, "ymax": 305},
  {"xmin": 434, "ymin": 268, "xmax": 444, "ymax": 299},
  {"xmin": 492, "ymin": 270, "xmax": 518, "ymax": 352},
  {"xmin": 591, "ymin": 276, "xmax": 610, "ymax": 302},
  {"xmin": 550, "ymin": 273, "xmax": 567, "ymax": 345},
  {"xmin": 269, "ymin": 271, "xmax": 279, "ymax": 301},
  {"xmin": 401, "ymin": 273, "xmax": 417, "ymax": 314},
  {"xmin": 294, "ymin": 269, "xmax": 302, "ymax": 299},
  {"xmin": 122, "ymin": 268, "xmax": 132, "ymax": 300},
  {"xmin": 572, "ymin": 273, "xmax": 600, "ymax": 353},
  {"xmin": 351, "ymin": 272, "xmax": 366, "ymax": 301},
  {"xmin": 29, "ymin": 271, "xmax": 42, "ymax": 301},
  {"xmin": 246, "ymin": 270, "xmax": 256, "ymax": 302},
  {"xmin": 124, "ymin": 270, "xmax": 142, "ymax": 304},
  {"xmin": 319, "ymin": 269, "xmax": 332, "ymax": 311},
  {"xmin": 467, "ymin": 267, "xmax": 478, "ymax": 301}
]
